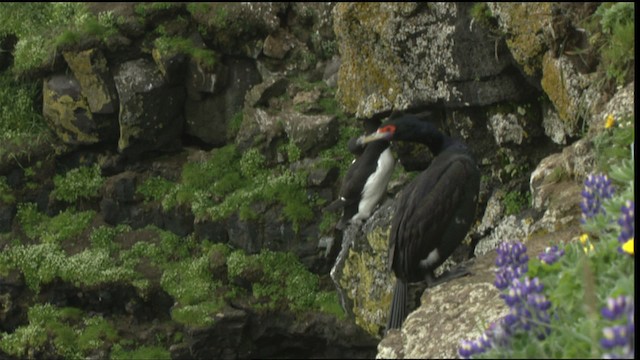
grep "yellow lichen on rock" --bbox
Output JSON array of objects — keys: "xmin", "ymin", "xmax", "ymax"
[
  {"xmin": 333, "ymin": 3, "xmax": 402, "ymax": 116},
  {"xmin": 541, "ymin": 53, "xmax": 576, "ymax": 125},
  {"xmin": 338, "ymin": 225, "xmax": 394, "ymax": 336},
  {"xmin": 42, "ymin": 85, "xmax": 99, "ymax": 145},
  {"xmin": 489, "ymin": 3, "xmax": 553, "ymax": 78},
  {"xmin": 63, "ymin": 49, "xmax": 118, "ymax": 114}
]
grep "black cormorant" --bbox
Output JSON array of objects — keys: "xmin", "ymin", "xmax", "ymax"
[
  {"xmin": 326, "ymin": 118, "xmax": 396, "ymax": 230},
  {"xmin": 357, "ymin": 113, "xmax": 481, "ymax": 331}
]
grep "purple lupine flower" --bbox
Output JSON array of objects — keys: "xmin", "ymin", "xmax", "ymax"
[
  {"xmin": 494, "ymin": 241, "xmax": 528, "ymax": 290},
  {"xmin": 601, "ymin": 326, "xmax": 629, "ymax": 349},
  {"xmin": 459, "ymin": 337, "xmax": 490, "ymax": 359},
  {"xmin": 501, "ymin": 276, "xmax": 552, "ymax": 340},
  {"xmin": 601, "ymin": 295, "xmax": 635, "ymax": 358},
  {"xmin": 460, "ymin": 241, "xmax": 557, "ymax": 358},
  {"xmin": 601, "ymin": 296, "xmax": 632, "ymax": 321},
  {"xmin": 538, "ymin": 245, "xmax": 565, "ymax": 265},
  {"xmin": 580, "ymin": 173, "xmax": 616, "ymax": 223},
  {"xmin": 617, "ymin": 201, "xmax": 634, "ymax": 244}
]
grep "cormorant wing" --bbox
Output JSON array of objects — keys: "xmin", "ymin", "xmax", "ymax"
[{"xmin": 389, "ymin": 151, "xmax": 478, "ymax": 282}]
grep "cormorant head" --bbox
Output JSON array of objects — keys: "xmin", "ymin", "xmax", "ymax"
[{"xmin": 356, "ymin": 114, "xmax": 441, "ymax": 145}]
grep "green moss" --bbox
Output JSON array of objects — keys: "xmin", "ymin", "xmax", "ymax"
[{"xmin": 314, "ymin": 292, "xmax": 346, "ymax": 320}]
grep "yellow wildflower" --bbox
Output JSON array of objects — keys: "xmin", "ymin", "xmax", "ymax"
[
  {"xmin": 622, "ymin": 238, "xmax": 634, "ymax": 256},
  {"xmin": 604, "ymin": 114, "xmax": 615, "ymax": 129},
  {"xmin": 583, "ymin": 243, "xmax": 595, "ymax": 254},
  {"xmin": 579, "ymin": 233, "xmax": 589, "ymax": 244}
]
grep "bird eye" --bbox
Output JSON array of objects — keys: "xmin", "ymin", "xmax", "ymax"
[{"xmin": 379, "ymin": 125, "xmax": 396, "ymax": 134}]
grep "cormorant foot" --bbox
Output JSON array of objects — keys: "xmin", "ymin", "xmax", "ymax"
[{"xmin": 426, "ymin": 265, "xmax": 471, "ymax": 288}]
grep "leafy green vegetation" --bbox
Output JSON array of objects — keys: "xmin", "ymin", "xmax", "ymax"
[
  {"xmin": 137, "ymin": 144, "xmax": 316, "ymax": 232},
  {"xmin": 17, "ymin": 203, "xmax": 95, "ymax": 244},
  {"xmin": 582, "ymin": 2, "xmax": 635, "ymax": 87},
  {"xmin": 470, "ymin": 3, "xmax": 495, "ymax": 29},
  {"xmin": 0, "ymin": 72, "xmax": 47, "ymax": 151},
  {"xmin": 52, "ymin": 164, "xmax": 104, "ymax": 203},
  {"xmin": 593, "ymin": 115, "xmax": 635, "ymax": 174},
  {"xmin": 229, "ymin": 249, "xmax": 345, "ymax": 316},
  {"xmin": 594, "ymin": 2, "xmax": 635, "ymax": 86},
  {"xmin": 0, "ymin": 176, "xmax": 15, "ymax": 204},
  {"xmin": 134, "ymin": 2, "xmax": 181, "ymax": 18},
  {"xmin": 0, "ymin": 3, "xmax": 120, "ymax": 76},
  {"xmin": 0, "ymin": 304, "xmax": 118, "ymax": 359},
  {"xmin": 110, "ymin": 345, "xmax": 171, "ymax": 360},
  {"xmin": 503, "ymin": 190, "xmax": 531, "ymax": 216},
  {"xmin": 154, "ymin": 35, "xmax": 218, "ymax": 70},
  {"xmin": 465, "ymin": 117, "xmax": 635, "ymax": 359}
]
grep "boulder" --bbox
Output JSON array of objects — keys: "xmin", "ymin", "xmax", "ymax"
[
  {"xmin": 237, "ymin": 105, "xmax": 338, "ymax": 156},
  {"xmin": 333, "ymin": 3, "xmax": 537, "ymax": 117},
  {"xmin": 376, "ymin": 255, "xmax": 509, "ymax": 359},
  {"xmin": 487, "ymin": 112, "xmax": 526, "ymax": 146},
  {"xmin": 113, "ymin": 59, "xmax": 186, "ymax": 157},
  {"xmin": 263, "ymin": 29, "xmax": 296, "ymax": 60},
  {"xmin": 246, "ymin": 77, "xmax": 290, "ymax": 108},
  {"xmin": 170, "ymin": 308, "xmax": 377, "ymax": 359},
  {"xmin": 330, "ymin": 198, "xmax": 396, "ymax": 337},
  {"xmin": 281, "ymin": 111, "xmax": 338, "ymax": 155},
  {"xmin": 591, "ymin": 81, "xmax": 635, "ymax": 134},
  {"xmin": 185, "ymin": 58, "xmax": 261, "ymax": 146},
  {"xmin": 62, "ymin": 49, "xmax": 119, "ymax": 114},
  {"xmin": 152, "ymin": 48, "xmax": 188, "ymax": 86},
  {"xmin": 184, "ymin": 33, "xmax": 227, "ymax": 100},
  {"xmin": 0, "ymin": 202, "xmax": 15, "ymax": 233},
  {"xmin": 542, "ymin": 102, "xmax": 572, "ymax": 145},
  {"xmin": 188, "ymin": 3, "xmax": 285, "ymax": 56},
  {"xmin": 43, "ymin": 74, "xmax": 118, "ymax": 145}
]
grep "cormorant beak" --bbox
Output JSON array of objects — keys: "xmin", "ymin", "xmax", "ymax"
[{"xmin": 356, "ymin": 131, "xmax": 392, "ymax": 145}]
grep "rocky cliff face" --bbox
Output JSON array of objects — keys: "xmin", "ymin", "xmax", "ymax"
[{"xmin": 0, "ymin": 2, "xmax": 634, "ymax": 359}]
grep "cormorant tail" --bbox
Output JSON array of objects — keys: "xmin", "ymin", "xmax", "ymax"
[{"xmin": 386, "ymin": 278, "xmax": 408, "ymax": 332}]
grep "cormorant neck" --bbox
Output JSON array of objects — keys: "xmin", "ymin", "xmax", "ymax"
[{"xmin": 413, "ymin": 123, "xmax": 454, "ymax": 155}]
